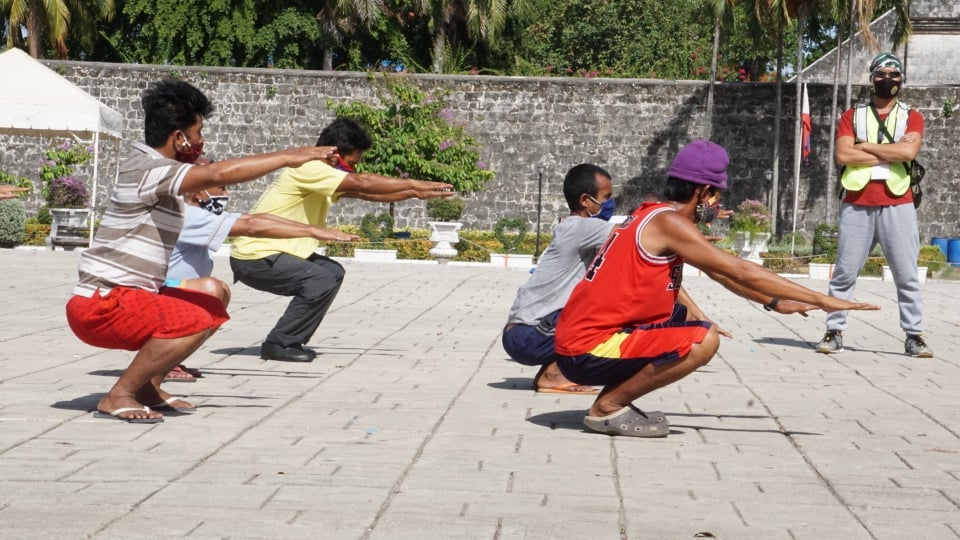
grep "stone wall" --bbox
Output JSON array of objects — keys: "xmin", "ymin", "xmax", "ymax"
[{"xmin": 2, "ymin": 62, "xmax": 960, "ymax": 240}]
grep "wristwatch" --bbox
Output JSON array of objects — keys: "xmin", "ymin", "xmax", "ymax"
[{"xmin": 763, "ymin": 298, "xmax": 780, "ymax": 311}]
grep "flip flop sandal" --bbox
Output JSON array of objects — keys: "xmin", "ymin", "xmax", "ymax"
[
  {"xmin": 537, "ymin": 383, "xmax": 601, "ymax": 395},
  {"xmin": 163, "ymin": 365, "xmax": 198, "ymax": 383},
  {"xmin": 148, "ymin": 397, "xmax": 198, "ymax": 414},
  {"xmin": 583, "ymin": 404, "xmax": 669, "ymax": 437},
  {"xmin": 92, "ymin": 406, "xmax": 164, "ymax": 424}
]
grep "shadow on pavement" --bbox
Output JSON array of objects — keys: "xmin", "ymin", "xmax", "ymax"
[
  {"xmin": 51, "ymin": 394, "xmax": 102, "ymax": 412},
  {"xmin": 487, "ymin": 377, "xmax": 533, "ymax": 391}
]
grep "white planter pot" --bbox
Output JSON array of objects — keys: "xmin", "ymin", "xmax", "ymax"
[
  {"xmin": 490, "ymin": 253, "xmax": 534, "ymax": 269},
  {"xmin": 733, "ymin": 231, "xmax": 750, "ymax": 253},
  {"xmin": 808, "ymin": 262, "xmax": 835, "ymax": 280},
  {"xmin": 353, "ymin": 248, "xmax": 397, "ymax": 263},
  {"xmin": 49, "ymin": 208, "xmax": 90, "ymax": 235},
  {"xmin": 428, "ymin": 221, "xmax": 462, "ymax": 263},
  {"xmin": 882, "ymin": 265, "xmax": 928, "ymax": 285}
]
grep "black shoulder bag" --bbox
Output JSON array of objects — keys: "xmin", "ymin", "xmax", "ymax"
[{"xmin": 869, "ymin": 105, "xmax": 925, "ymax": 208}]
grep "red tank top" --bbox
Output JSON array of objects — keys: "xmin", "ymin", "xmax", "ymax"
[{"xmin": 555, "ymin": 203, "xmax": 684, "ymax": 355}]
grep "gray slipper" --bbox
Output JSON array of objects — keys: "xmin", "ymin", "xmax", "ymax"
[{"xmin": 583, "ymin": 404, "xmax": 669, "ymax": 437}]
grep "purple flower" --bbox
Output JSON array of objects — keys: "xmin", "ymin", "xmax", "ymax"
[
  {"xmin": 476, "ymin": 161, "xmax": 487, "ymax": 170},
  {"xmin": 439, "ymin": 139, "xmax": 453, "ymax": 151},
  {"xmin": 437, "ymin": 108, "xmax": 454, "ymax": 122},
  {"xmin": 48, "ymin": 175, "xmax": 89, "ymax": 209}
]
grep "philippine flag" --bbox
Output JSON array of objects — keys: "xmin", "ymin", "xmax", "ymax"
[{"xmin": 801, "ymin": 83, "xmax": 812, "ymax": 164}]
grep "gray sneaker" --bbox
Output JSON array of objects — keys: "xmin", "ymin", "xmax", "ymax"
[
  {"xmin": 904, "ymin": 334, "xmax": 933, "ymax": 358},
  {"xmin": 816, "ymin": 330, "xmax": 843, "ymax": 353}
]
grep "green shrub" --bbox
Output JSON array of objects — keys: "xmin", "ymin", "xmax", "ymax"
[
  {"xmin": 812, "ymin": 223, "xmax": 839, "ymax": 260},
  {"xmin": 23, "ymin": 223, "xmax": 51, "ymax": 246},
  {"xmin": 359, "ymin": 212, "xmax": 394, "ymax": 247},
  {"xmin": 920, "ymin": 244, "xmax": 947, "ymax": 273},
  {"xmin": 426, "ymin": 197, "xmax": 465, "ymax": 222},
  {"xmin": 328, "ymin": 75, "xmax": 495, "ymax": 194},
  {"xmin": 493, "ymin": 218, "xmax": 528, "ymax": 253},
  {"xmin": 0, "ymin": 199, "xmax": 26, "ymax": 247}
]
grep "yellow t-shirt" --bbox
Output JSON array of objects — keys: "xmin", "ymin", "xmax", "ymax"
[{"xmin": 230, "ymin": 160, "xmax": 347, "ymax": 260}]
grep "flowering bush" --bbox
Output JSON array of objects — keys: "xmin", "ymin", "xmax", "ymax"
[
  {"xmin": 39, "ymin": 141, "xmax": 93, "ymax": 208},
  {"xmin": 729, "ymin": 199, "xmax": 771, "ymax": 234},
  {"xmin": 47, "ymin": 176, "xmax": 89, "ymax": 209},
  {"xmin": 328, "ymin": 74, "xmax": 495, "ymax": 194}
]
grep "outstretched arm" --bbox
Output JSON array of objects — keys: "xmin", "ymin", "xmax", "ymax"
[
  {"xmin": 648, "ymin": 212, "xmax": 879, "ymax": 313},
  {"xmin": 179, "ymin": 146, "xmax": 339, "ymax": 195},
  {"xmin": 336, "ymin": 172, "xmax": 454, "ymax": 202},
  {"xmin": 230, "ymin": 213, "xmax": 360, "ymax": 242},
  {"xmin": 0, "ymin": 184, "xmax": 28, "ymax": 200},
  {"xmin": 678, "ymin": 287, "xmax": 733, "ymax": 338}
]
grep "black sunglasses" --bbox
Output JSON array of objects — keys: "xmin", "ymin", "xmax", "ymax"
[{"xmin": 873, "ymin": 71, "xmax": 902, "ymax": 79}]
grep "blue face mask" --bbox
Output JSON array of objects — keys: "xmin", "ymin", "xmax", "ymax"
[{"xmin": 588, "ymin": 195, "xmax": 616, "ymax": 221}]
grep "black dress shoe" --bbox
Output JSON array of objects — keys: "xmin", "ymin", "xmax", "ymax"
[{"xmin": 260, "ymin": 342, "xmax": 316, "ymax": 362}]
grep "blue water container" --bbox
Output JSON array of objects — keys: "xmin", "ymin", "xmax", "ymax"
[
  {"xmin": 949, "ymin": 238, "xmax": 960, "ymax": 267},
  {"xmin": 931, "ymin": 237, "xmax": 949, "ymax": 256}
]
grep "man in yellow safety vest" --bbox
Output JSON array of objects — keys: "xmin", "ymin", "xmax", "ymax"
[{"xmin": 815, "ymin": 52, "xmax": 932, "ymax": 358}]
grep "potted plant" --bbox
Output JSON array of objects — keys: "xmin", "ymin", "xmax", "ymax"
[
  {"xmin": 881, "ymin": 245, "xmax": 944, "ymax": 285},
  {"xmin": 490, "ymin": 217, "xmax": 533, "ymax": 269},
  {"xmin": 426, "ymin": 197, "xmax": 465, "ymax": 263},
  {"xmin": 354, "ymin": 212, "xmax": 397, "ymax": 262},
  {"xmin": 38, "ymin": 141, "xmax": 94, "ymax": 245},
  {"xmin": 728, "ymin": 199, "xmax": 772, "ymax": 261},
  {"xmin": 46, "ymin": 175, "xmax": 91, "ymax": 244}
]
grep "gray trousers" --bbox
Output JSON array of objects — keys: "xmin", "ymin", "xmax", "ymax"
[
  {"xmin": 826, "ymin": 201, "xmax": 922, "ymax": 335},
  {"xmin": 230, "ymin": 253, "xmax": 345, "ymax": 347}
]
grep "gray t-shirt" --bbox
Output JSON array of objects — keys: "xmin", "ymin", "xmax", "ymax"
[{"xmin": 506, "ymin": 216, "xmax": 614, "ymax": 325}]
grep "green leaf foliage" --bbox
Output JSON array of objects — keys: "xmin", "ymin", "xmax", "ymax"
[
  {"xmin": 328, "ymin": 75, "xmax": 495, "ymax": 193},
  {"xmin": 493, "ymin": 217, "xmax": 528, "ymax": 253},
  {"xmin": 0, "ymin": 199, "xmax": 26, "ymax": 248}
]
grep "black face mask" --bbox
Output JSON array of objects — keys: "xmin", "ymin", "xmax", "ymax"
[
  {"xmin": 199, "ymin": 193, "xmax": 229, "ymax": 216},
  {"xmin": 872, "ymin": 78, "xmax": 900, "ymax": 99},
  {"xmin": 695, "ymin": 203, "xmax": 719, "ymax": 224}
]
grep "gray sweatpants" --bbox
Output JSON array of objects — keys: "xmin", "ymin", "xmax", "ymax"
[{"xmin": 825, "ymin": 201, "xmax": 922, "ymax": 335}]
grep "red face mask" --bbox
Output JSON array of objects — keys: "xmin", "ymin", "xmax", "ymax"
[
  {"xmin": 336, "ymin": 155, "xmax": 355, "ymax": 172},
  {"xmin": 174, "ymin": 133, "xmax": 204, "ymax": 164}
]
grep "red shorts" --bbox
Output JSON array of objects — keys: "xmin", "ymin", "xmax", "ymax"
[
  {"xmin": 66, "ymin": 286, "xmax": 229, "ymax": 351},
  {"xmin": 557, "ymin": 304, "xmax": 712, "ymax": 387}
]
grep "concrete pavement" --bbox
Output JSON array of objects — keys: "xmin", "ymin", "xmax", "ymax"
[{"xmin": 1, "ymin": 248, "xmax": 959, "ymax": 539}]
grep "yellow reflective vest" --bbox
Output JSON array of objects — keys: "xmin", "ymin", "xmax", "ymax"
[{"xmin": 840, "ymin": 102, "xmax": 911, "ymax": 196}]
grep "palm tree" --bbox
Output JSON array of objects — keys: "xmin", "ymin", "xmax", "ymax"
[
  {"xmin": 411, "ymin": 0, "xmax": 527, "ymax": 74},
  {"xmin": 315, "ymin": 0, "xmax": 386, "ymax": 71},
  {"xmin": 704, "ymin": 0, "xmax": 738, "ymax": 138},
  {"xmin": 2, "ymin": 0, "xmax": 114, "ymax": 59}
]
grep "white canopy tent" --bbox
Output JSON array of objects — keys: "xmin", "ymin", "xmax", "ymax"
[{"xmin": 0, "ymin": 47, "xmax": 123, "ymax": 245}]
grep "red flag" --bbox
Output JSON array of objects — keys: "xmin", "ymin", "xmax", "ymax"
[{"xmin": 801, "ymin": 83, "xmax": 812, "ymax": 164}]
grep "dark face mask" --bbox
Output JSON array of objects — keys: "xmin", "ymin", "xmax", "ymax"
[
  {"xmin": 199, "ymin": 192, "xmax": 229, "ymax": 215},
  {"xmin": 694, "ymin": 193, "xmax": 720, "ymax": 224},
  {"xmin": 174, "ymin": 132, "xmax": 204, "ymax": 164},
  {"xmin": 872, "ymin": 77, "xmax": 901, "ymax": 99}
]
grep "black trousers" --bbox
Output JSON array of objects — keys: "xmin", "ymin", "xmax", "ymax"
[{"xmin": 230, "ymin": 253, "xmax": 345, "ymax": 347}]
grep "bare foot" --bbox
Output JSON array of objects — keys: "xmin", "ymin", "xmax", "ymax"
[
  {"xmin": 96, "ymin": 395, "xmax": 164, "ymax": 421},
  {"xmin": 534, "ymin": 362, "xmax": 599, "ymax": 394},
  {"xmin": 136, "ymin": 386, "xmax": 195, "ymax": 411},
  {"xmin": 163, "ymin": 365, "xmax": 198, "ymax": 382}
]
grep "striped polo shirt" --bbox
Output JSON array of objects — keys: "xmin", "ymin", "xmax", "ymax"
[{"xmin": 73, "ymin": 142, "xmax": 192, "ymax": 297}]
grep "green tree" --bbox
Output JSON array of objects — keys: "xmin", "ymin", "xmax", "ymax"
[
  {"xmin": 100, "ymin": 0, "xmax": 326, "ymax": 68},
  {"xmin": 2, "ymin": 0, "xmax": 114, "ymax": 58},
  {"xmin": 411, "ymin": 0, "xmax": 528, "ymax": 73},
  {"xmin": 316, "ymin": 0, "xmax": 387, "ymax": 70}
]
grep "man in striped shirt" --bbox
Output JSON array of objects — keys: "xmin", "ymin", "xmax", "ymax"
[{"xmin": 65, "ymin": 79, "xmax": 337, "ymax": 423}]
